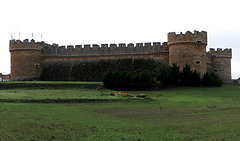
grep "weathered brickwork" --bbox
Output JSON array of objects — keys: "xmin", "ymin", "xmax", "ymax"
[
  {"xmin": 207, "ymin": 48, "xmax": 232, "ymax": 82},
  {"xmin": 10, "ymin": 50, "xmax": 43, "ymax": 81},
  {"xmin": 9, "ymin": 30, "xmax": 232, "ymax": 82},
  {"xmin": 168, "ymin": 31, "xmax": 207, "ymax": 77}
]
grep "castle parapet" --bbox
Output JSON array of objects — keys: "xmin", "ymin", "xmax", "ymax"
[
  {"xmin": 136, "ymin": 43, "xmax": 143, "ymax": 47},
  {"xmin": 153, "ymin": 42, "xmax": 161, "ymax": 46},
  {"xmin": 162, "ymin": 42, "xmax": 169, "ymax": 51},
  {"xmin": 45, "ymin": 42, "xmax": 169, "ymax": 56},
  {"xmin": 12, "ymin": 39, "xmax": 169, "ymax": 57},
  {"xmin": 9, "ymin": 39, "xmax": 44, "ymax": 52},
  {"xmin": 208, "ymin": 48, "xmax": 232, "ymax": 58},
  {"xmin": 168, "ymin": 30, "xmax": 207, "ymax": 45}
]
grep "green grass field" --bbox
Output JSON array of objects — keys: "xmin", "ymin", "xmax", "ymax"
[{"xmin": 0, "ymin": 83, "xmax": 240, "ymax": 141}]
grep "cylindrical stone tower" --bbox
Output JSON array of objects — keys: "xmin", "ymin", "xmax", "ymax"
[
  {"xmin": 10, "ymin": 39, "xmax": 43, "ymax": 81},
  {"xmin": 168, "ymin": 31, "xmax": 208, "ymax": 77},
  {"xmin": 208, "ymin": 48, "xmax": 232, "ymax": 83}
]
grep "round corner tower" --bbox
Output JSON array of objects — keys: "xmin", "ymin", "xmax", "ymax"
[
  {"xmin": 168, "ymin": 30, "xmax": 208, "ymax": 77},
  {"xmin": 208, "ymin": 48, "xmax": 232, "ymax": 83},
  {"xmin": 10, "ymin": 39, "xmax": 43, "ymax": 81}
]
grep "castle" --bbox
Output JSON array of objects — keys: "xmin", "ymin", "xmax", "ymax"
[{"xmin": 9, "ymin": 30, "xmax": 232, "ymax": 82}]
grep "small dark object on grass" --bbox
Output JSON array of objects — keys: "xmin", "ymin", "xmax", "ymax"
[
  {"xmin": 110, "ymin": 93, "xmax": 115, "ymax": 96},
  {"xmin": 100, "ymin": 92, "xmax": 115, "ymax": 96},
  {"xmin": 208, "ymin": 105, "xmax": 216, "ymax": 108},
  {"xmin": 136, "ymin": 94, "xmax": 146, "ymax": 98}
]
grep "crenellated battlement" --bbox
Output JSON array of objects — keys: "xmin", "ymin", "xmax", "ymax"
[
  {"xmin": 51, "ymin": 43, "xmax": 167, "ymax": 57},
  {"xmin": 208, "ymin": 48, "xmax": 232, "ymax": 58},
  {"xmin": 9, "ymin": 39, "xmax": 44, "ymax": 52},
  {"xmin": 168, "ymin": 30, "xmax": 207, "ymax": 45},
  {"xmin": 10, "ymin": 39, "xmax": 170, "ymax": 57}
]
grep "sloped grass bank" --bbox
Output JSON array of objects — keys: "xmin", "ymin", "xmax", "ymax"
[
  {"xmin": 0, "ymin": 84, "xmax": 240, "ymax": 140},
  {"xmin": 0, "ymin": 81, "xmax": 102, "ymax": 89},
  {"xmin": 0, "ymin": 98, "xmax": 153, "ymax": 103}
]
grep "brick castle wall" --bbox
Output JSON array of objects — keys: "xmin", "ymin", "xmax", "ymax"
[{"xmin": 9, "ymin": 31, "xmax": 232, "ymax": 82}]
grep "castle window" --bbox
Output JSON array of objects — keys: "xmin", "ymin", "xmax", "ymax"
[
  {"xmin": 35, "ymin": 63, "xmax": 40, "ymax": 68},
  {"xmin": 195, "ymin": 60, "xmax": 201, "ymax": 65},
  {"xmin": 214, "ymin": 69, "xmax": 218, "ymax": 72},
  {"xmin": 196, "ymin": 38, "xmax": 202, "ymax": 43}
]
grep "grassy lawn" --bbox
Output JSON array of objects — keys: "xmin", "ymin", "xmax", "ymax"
[
  {"xmin": 0, "ymin": 84, "xmax": 240, "ymax": 140},
  {"xmin": 0, "ymin": 81, "xmax": 103, "ymax": 85}
]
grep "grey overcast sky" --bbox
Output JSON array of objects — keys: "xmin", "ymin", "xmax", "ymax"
[{"xmin": 0, "ymin": 0, "xmax": 240, "ymax": 78}]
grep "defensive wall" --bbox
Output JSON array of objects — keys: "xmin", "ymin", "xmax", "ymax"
[
  {"xmin": 9, "ymin": 30, "xmax": 232, "ymax": 82},
  {"xmin": 42, "ymin": 41, "xmax": 169, "ymax": 62},
  {"xmin": 10, "ymin": 39, "xmax": 169, "ymax": 81}
]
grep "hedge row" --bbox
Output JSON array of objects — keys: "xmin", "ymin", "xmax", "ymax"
[
  {"xmin": 102, "ymin": 70, "xmax": 155, "ymax": 90},
  {"xmin": 102, "ymin": 64, "xmax": 223, "ymax": 90},
  {"xmin": 156, "ymin": 64, "xmax": 222, "ymax": 88},
  {"xmin": 40, "ymin": 58, "xmax": 166, "ymax": 81}
]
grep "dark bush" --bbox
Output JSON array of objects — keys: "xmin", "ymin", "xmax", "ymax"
[
  {"xmin": 41, "ymin": 58, "xmax": 164, "ymax": 81},
  {"xmin": 202, "ymin": 72, "xmax": 223, "ymax": 87},
  {"xmin": 102, "ymin": 70, "xmax": 154, "ymax": 90},
  {"xmin": 179, "ymin": 64, "xmax": 201, "ymax": 87},
  {"xmin": 155, "ymin": 63, "xmax": 180, "ymax": 87},
  {"xmin": 40, "ymin": 62, "xmax": 71, "ymax": 81},
  {"xmin": 170, "ymin": 63, "xmax": 180, "ymax": 86},
  {"xmin": 191, "ymin": 70, "xmax": 202, "ymax": 87},
  {"xmin": 134, "ymin": 71, "xmax": 154, "ymax": 89},
  {"xmin": 179, "ymin": 64, "xmax": 191, "ymax": 86},
  {"xmin": 155, "ymin": 65, "xmax": 172, "ymax": 87}
]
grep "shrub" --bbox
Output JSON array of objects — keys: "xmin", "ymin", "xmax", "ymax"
[
  {"xmin": 170, "ymin": 63, "xmax": 180, "ymax": 86},
  {"xmin": 191, "ymin": 70, "xmax": 202, "ymax": 87},
  {"xmin": 135, "ymin": 71, "xmax": 154, "ymax": 89},
  {"xmin": 179, "ymin": 64, "xmax": 201, "ymax": 87},
  {"xmin": 102, "ymin": 70, "xmax": 154, "ymax": 90},
  {"xmin": 179, "ymin": 64, "xmax": 191, "ymax": 86},
  {"xmin": 41, "ymin": 58, "xmax": 164, "ymax": 81},
  {"xmin": 202, "ymin": 72, "xmax": 223, "ymax": 87},
  {"xmin": 155, "ymin": 66, "xmax": 172, "ymax": 87}
]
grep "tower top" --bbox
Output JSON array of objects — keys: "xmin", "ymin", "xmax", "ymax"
[
  {"xmin": 9, "ymin": 39, "xmax": 44, "ymax": 52},
  {"xmin": 208, "ymin": 48, "xmax": 232, "ymax": 58},
  {"xmin": 168, "ymin": 30, "xmax": 207, "ymax": 45}
]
